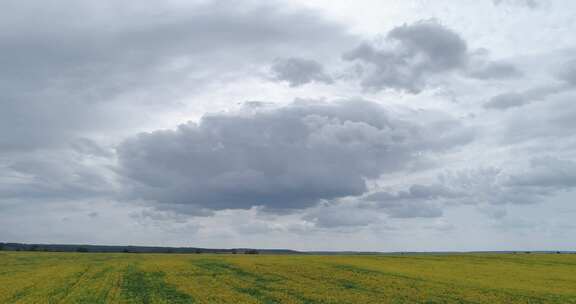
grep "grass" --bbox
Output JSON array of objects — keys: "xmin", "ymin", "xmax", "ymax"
[{"xmin": 0, "ymin": 252, "xmax": 575, "ymax": 303}]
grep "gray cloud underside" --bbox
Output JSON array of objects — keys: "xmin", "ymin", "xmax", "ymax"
[
  {"xmin": 270, "ymin": 57, "xmax": 333, "ymax": 87},
  {"xmin": 343, "ymin": 20, "xmax": 468, "ymax": 93},
  {"xmin": 117, "ymin": 99, "xmax": 473, "ymax": 212},
  {"xmin": 484, "ymin": 57, "xmax": 576, "ymax": 110},
  {"xmin": 341, "ymin": 20, "xmax": 522, "ymax": 93},
  {"xmin": 467, "ymin": 61, "xmax": 523, "ymax": 80},
  {"xmin": 0, "ymin": 0, "xmax": 352, "ymax": 151},
  {"xmin": 0, "ymin": 0, "xmax": 355, "ymax": 206}
]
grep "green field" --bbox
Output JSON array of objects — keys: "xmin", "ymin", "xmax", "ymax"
[{"xmin": 1, "ymin": 252, "xmax": 575, "ymax": 303}]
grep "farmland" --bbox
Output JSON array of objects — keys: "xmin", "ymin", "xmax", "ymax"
[{"xmin": 0, "ymin": 252, "xmax": 575, "ymax": 303}]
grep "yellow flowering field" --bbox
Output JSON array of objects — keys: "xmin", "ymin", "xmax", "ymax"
[{"xmin": 1, "ymin": 251, "xmax": 575, "ymax": 303}]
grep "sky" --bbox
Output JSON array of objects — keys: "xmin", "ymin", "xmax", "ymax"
[{"xmin": 2, "ymin": 0, "xmax": 576, "ymax": 251}]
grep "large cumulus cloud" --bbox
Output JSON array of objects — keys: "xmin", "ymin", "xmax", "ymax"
[{"xmin": 117, "ymin": 99, "xmax": 473, "ymax": 213}]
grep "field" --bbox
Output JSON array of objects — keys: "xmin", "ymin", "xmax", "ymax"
[{"xmin": 1, "ymin": 252, "xmax": 575, "ymax": 303}]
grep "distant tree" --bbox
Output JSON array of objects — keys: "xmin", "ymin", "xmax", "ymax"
[
  {"xmin": 194, "ymin": 249, "xmax": 202, "ymax": 254},
  {"xmin": 30, "ymin": 245, "xmax": 39, "ymax": 252},
  {"xmin": 123, "ymin": 249, "xmax": 130, "ymax": 253},
  {"xmin": 231, "ymin": 249, "xmax": 238, "ymax": 254},
  {"xmin": 76, "ymin": 247, "xmax": 88, "ymax": 253},
  {"xmin": 0, "ymin": 244, "xmax": 4, "ymax": 251},
  {"xmin": 245, "ymin": 249, "xmax": 259, "ymax": 255}
]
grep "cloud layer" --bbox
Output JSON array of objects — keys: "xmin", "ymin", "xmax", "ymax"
[{"xmin": 3, "ymin": 0, "xmax": 576, "ymax": 251}]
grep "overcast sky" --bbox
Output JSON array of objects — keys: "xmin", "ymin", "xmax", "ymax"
[{"xmin": 2, "ymin": 0, "xmax": 576, "ymax": 251}]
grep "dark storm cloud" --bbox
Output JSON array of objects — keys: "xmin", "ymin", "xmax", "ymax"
[
  {"xmin": 270, "ymin": 57, "xmax": 333, "ymax": 87},
  {"xmin": 117, "ymin": 99, "xmax": 473, "ymax": 212},
  {"xmin": 343, "ymin": 20, "xmax": 468, "ymax": 93}
]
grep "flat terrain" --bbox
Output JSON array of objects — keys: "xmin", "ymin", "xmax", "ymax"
[{"xmin": 1, "ymin": 252, "xmax": 575, "ymax": 303}]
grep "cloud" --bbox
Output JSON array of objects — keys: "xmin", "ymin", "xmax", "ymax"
[
  {"xmin": 436, "ymin": 167, "xmax": 552, "ymax": 206},
  {"xmin": 0, "ymin": 0, "xmax": 353, "ymax": 151},
  {"xmin": 363, "ymin": 184, "xmax": 451, "ymax": 218},
  {"xmin": 302, "ymin": 184, "xmax": 448, "ymax": 228},
  {"xmin": 270, "ymin": 57, "xmax": 333, "ymax": 87},
  {"xmin": 343, "ymin": 20, "xmax": 468, "ymax": 93},
  {"xmin": 556, "ymin": 60, "xmax": 576, "ymax": 86},
  {"xmin": 303, "ymin": 202, "xmax": 381, "ymax": 228},
  {"xmin": 0, "ymin": 149, "xmax": 117, "ymax": 201},
  {"xmin": 299, "ymin": 183, "xmax": 452, "ymax": 229},
  {"xmin": 483, "ymin": 57, "xmax": 576, "ymax": 110},
  {"xmin": 503, "ymin": 89, "xmax": 576, "ymax": 141},
  {"xmin": 484, "ymin": 84, "xmax": 565, "ymax": 110},
  {"xmin": 484, "ymin": 92, "xmax": 530, "ymax": 109},
  {"xmin": 467, "ymin": 61, "xmax": 523, "ymax": 80},
  {"xmin": 3, "ymin": 0, "xmax": 575, "ymax": 249},
  {"xmin": 375, "ymin": 157, "xmax": 576, "ymax": 213},
  {"xmin": 342, "ymin": 21, "xmax": 524, "ymax": 93},
  {"xmin": 0, "ymin": 0, "xmax": 355, "ymax": 206},
  {"xmin": 70, "ymin": 138, "xmax": 114, "ymax": 158},
  {"xmin": 508, "ymin": 157, "xmax": 576, "ymax": 189},
  {"xmin": 370, "ymin": 198, "xmax": 443, "ymax": 218},
  {"xmin": 493, "ymin": 0, "xmax": 540, "ymax": 8},
  {"xmin": 117, "ymin": 99, "xmax": 473, "ymax": 213}
]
